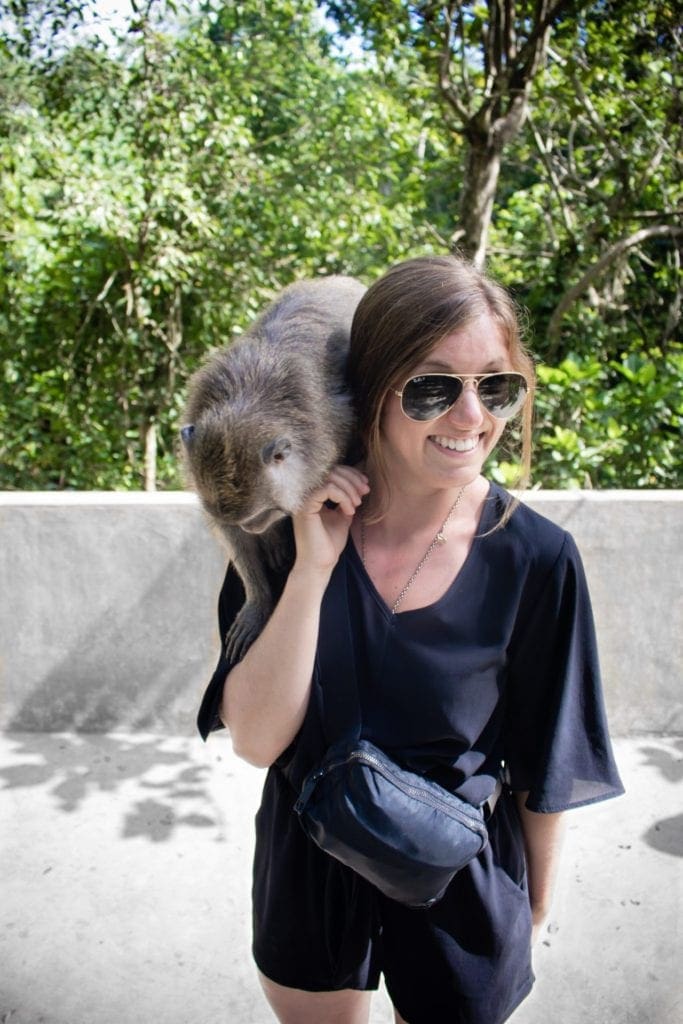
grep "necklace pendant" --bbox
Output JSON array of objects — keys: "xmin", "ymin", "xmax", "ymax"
[{"xmin": 364, "ymin": 483, "xmax": 467, "ymax": 613}]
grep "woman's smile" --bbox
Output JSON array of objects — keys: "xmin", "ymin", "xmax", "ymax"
[{"xmin": 429, "ymin": 433, "xmax": 482, "ymax": 454}]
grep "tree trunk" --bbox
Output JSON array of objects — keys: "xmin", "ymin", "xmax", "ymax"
[
  {"xmin": 546, "ymin": 224, "xmax": 683, "ymax": 355},
  {"xmin": 144, "ymin": 421, "xmax": 157, "ymax": 492},
  {"xmin": 457, "ymin": 137, "xmax": 502, "ymax": 269},
  {"xmin": 435, "ymin": 0, "xmax": 581, "ymax": 266}
]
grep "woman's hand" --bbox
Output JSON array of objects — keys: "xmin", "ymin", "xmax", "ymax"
[
  {"xmin": 530, "ymin": 908, "xmax": 549, "ymax": 946},
  {"xmin": 292, "ymin": 465, "xmax": 370, "ymax": 577}
]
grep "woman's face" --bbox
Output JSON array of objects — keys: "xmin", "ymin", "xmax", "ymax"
[{"xmin": 379, "ymin": 314, "xmax": 513, "ymax": 494}]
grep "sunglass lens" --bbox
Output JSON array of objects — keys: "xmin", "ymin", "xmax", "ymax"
[
  {"xmin": 401, "ymin": 375, "xmax": 462, "ymax": 420},
  {"xmin": 478, "ymin": 374, "xmax": 527, "ymax": 418}
]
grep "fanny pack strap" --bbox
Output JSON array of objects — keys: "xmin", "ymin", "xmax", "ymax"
[{"xmin": 316, "ymin": 551, "xmax": 363, "ymax": 746}]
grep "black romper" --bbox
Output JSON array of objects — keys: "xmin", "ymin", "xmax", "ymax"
[{"xmin": 198, "ymin": 483, "xmax": 624, "ymax": 1024}]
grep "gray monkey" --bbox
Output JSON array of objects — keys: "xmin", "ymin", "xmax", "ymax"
[{"xmin": 180, "ymin": 275, "xmax": 366, "ymax": 660}]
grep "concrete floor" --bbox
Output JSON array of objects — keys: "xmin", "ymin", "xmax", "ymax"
[{"xmin": 1, "ymin": 733, "xmax": 681, "ymax": 1024}]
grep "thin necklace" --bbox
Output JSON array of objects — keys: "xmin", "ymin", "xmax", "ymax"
[{"xmin": 360, "ymin": 485, "xmax": 468, "ymax": 614}]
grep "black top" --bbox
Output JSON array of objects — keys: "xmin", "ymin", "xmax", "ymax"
[{"xmin": 197, "ymin": 483, "xmax": 623, "ymax": 814}]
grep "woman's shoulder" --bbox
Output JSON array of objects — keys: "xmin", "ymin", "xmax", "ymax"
[{"xmin": 486, "ymin": 482, "xmax": 578, "ymax": 572}]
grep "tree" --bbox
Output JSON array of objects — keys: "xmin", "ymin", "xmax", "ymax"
[
  {"xmin": 1, "ymin": 1, "xmax": 680, "ymax": 491},
  {"xmin": 327, "ymin": 0, "xmax": 588, "ymax": 267},
  {"xmin": 486, "ymin": 0, "xmax": 682, "ymax": 487},
  {"xmin": 0, "ymin": 0, "xmax": 440, "ymax": 489}
]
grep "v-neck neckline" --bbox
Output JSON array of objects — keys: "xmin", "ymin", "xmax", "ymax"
[{"xmin": 347, "ymin": 481, "xmax": 501, "ymax": 622}]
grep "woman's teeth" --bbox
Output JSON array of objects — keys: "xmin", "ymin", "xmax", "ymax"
[{"xmin": 432, "ymin": 435, "xmax": 478, "ymax": 452}]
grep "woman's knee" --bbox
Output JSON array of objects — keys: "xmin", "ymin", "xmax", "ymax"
[{"xmin": 257, "ymin": 970, "xmax": 372, "ymax": 1024}]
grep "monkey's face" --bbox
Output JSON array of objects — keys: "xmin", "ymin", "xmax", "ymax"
[{"xmin": 180, "ymin": 414, "xmax": 314, "ymax": 533}]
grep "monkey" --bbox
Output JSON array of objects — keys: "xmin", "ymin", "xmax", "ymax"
[{"xmin": 180, "ymin": 275, "xmax": 366, "ymax": 661}]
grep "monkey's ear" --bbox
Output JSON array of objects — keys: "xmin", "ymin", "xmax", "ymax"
[
  {"xmin": 180, "ymin": 424, "xmax": 195, "ymax": 446},
  {"xmin": 262, "ymin": 436, "xmax": 291, "ymax": 464}
]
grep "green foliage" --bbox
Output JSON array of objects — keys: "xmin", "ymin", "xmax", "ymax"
[
  {"xmin": 0, "ymin": 0, "xmax": 680, "ymax": 491},
  {"xmin": 0, "ymin": 0, "xmax": 438, "ymax": 490},
  {"xmin": 489, "ymin": 0, "xmax": 681, "ymax": 358},
  {"xmin": 533, "ymin": 351, "xmax": 682, "ymax": 488},
  {"xmin": 484, "ymin": 0, "xmax": 681, "ymax": 488}
]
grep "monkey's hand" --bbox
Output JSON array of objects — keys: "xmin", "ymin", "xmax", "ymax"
[
  {"xmin": 225, "ymin": 599, "xmax": 272, "ymax": 663},
  {"xmin": 262, "ymin": 520, "xmax": 295, "ymax": 574}
]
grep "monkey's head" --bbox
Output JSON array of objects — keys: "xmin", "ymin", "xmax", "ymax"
[{"xmin": 180, "ymin": 408, "xmax": 318, "ymax": 535}]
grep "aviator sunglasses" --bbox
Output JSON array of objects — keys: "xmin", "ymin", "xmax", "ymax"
[{"xmin": 392, "ymin": 372, "xmax": 528, "ymax": 422}]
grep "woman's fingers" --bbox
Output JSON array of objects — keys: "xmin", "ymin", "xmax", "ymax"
[
  {"xmin": 300, "ymin": 466, "xmax": 369, "ymax": 518},
  {"xmin": 292, "ymin": 466, "xmax": 370, "ymax": 570}
]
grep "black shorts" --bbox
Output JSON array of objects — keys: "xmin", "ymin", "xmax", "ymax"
[{"xmin": 252, "ymin": 770, "xmax": 534, "ymax": 1024}]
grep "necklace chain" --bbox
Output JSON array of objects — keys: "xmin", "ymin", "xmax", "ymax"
[{"xmin": 360, "ymin": 485, "xmax": 468, "ymax": 614}]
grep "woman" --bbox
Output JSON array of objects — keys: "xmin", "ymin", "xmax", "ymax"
[{"xmin": 198, "ymin": 255, "xmax": 624, "ymax": 1024}]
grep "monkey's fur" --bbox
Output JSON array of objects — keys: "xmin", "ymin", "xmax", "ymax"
[{"xmin": 181, "ymin": 276, "xmax": 366, "ymax": 660}]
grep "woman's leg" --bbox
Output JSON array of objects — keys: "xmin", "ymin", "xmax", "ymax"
[{"xmin": 258, "ymin": 970, "xmax": 372, "ymax": 1024}]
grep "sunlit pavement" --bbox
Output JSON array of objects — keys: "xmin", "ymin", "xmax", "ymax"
[{"xmin": 1, "ymin": 733, "xmax": 681, "ymax": 1024}]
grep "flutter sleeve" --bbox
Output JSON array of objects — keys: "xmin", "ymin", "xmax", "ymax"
[
  {"xmin": 196, "ymin": 564, "xmax": 246, "ymax": 741},
  {"xmin": 505, "ymin": 532, "xmax": 624, "ymax": 812}
]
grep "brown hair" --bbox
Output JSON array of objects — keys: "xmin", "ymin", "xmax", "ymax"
[{"xmin": 347, "ymin": 254, "xmax": 536, "ymax": 523}]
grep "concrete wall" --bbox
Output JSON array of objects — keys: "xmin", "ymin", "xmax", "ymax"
[{"xmin": 1, "ymin": 490, "xmax": 681, "ymax": 736}]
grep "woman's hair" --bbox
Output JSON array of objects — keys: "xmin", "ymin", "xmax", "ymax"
[{"xmin": 347, "ymin": 254, "xmax": 536, "ymax": 522}]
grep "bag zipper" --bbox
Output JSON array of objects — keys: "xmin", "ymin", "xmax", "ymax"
[{"xmin": 316, "ymin": 748, "xmax": 488, "ymax": 841}]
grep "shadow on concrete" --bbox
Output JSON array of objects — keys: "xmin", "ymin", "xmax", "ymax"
[
  {"xmin": 638, "ymin": 736, "xmax": 683, "ymax": 782},
  {"xmin": 638, "ymin": 737, "xmax": 683, "ymax": 859},
  {"xmin": 5, "ymin": 533, "xmax": 220, "ymax": 735},
  {"xmin": 642, "ymin": 813, "xmax": 683, "ymax": 858},
  {"xmin": 0, "ymin": 732, "xmax": 227, "ymax": 844}
]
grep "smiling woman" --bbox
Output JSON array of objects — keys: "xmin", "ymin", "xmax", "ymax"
[
  {"xmin": 349, "ymin": 256, "xmax": 536, "ymax": 525},
  {"xmin": 371, "ymin": 316, "xmax": 515, "ymax": 502},
  {"xmin": 197, "ymin": 254, "xmax": 623, "ymax": 1024}
]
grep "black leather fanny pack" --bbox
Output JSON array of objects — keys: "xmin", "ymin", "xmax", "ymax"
[{"xmin": 295, "ymin": 736, "xmax": 488, "ymax": 908}]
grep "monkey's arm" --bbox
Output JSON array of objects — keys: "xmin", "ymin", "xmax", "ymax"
[{"xmin": 221, "ymin": 524, "xmax": 292, "ymax": 661}]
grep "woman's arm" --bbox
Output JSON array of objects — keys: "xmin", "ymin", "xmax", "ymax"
[
  {"xmin": 220, "ymin": 465, "xmax": 369, "ymax": 768},
  {"xmin": 515, "ymin": 792, "xmax": 567, "ymax": 944}
]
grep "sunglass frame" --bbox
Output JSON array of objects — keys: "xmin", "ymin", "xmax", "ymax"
[{"xmin": 392, "ymin": 372, "xmax": 528, "ymax": 422}]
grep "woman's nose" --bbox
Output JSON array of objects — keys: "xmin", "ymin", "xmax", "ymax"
[{"xmin": 445, "ymin": 382, "xmax": 485, "ymax": 427}]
